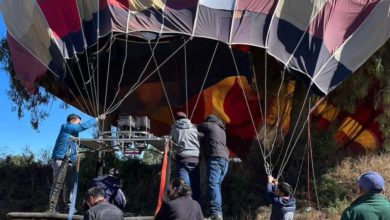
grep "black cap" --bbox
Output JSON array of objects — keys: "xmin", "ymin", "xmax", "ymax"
[{"xmin": 67, "ymin": 114, "xmax": 81, "ymax": 122}]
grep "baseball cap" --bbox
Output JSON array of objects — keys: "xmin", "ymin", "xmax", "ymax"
[{"xmin": 357, "ymin": 171, "xmax": 385, "ymax": 191}]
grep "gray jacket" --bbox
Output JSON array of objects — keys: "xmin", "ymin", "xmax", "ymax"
[{"xmin": 170, "ymin": 118, "xmax": 200, "ymax": 159}]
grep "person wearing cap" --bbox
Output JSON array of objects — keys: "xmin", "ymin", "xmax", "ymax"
[
  {"xmin": 266, "ymin": 175, "xmax": 296, "ymax": 220},
  {"xmin": 341, "ymin": 171, "xmax": 390, "ymax": 220},
  {"xmin": 88, "ymin": 168, "xmax": 127, "ymax": 210},
  {"xmin": 50, "ymin": 113, "xmax": 105, "ymax": 212},
  {"xmin": 198, "ymin": 114, "xmax": 229, "ymax": 220},
  {"xmin": 170, "ymin": 111, "xmax": 201, "ymax": 202}
]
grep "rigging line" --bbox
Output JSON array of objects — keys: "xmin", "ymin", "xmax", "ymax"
[
  {"xmin": 307, "ymin": 111, "xmax": 312, "ymax": 208},
  {"xmin": 106, "ymin": 38, "xmax": 188, "ymax": 114},
  {"xmin": 264, "ymin": 68, "xmax": 286, "ymax": 160},
  {"xmin": 249, "ymin": 51, "xmax": 264, "ymax": 119},
  {"xmin": 74, "ymin": 55, "xmax": 98, "ymax": 117},
  {"xmin": 74, "ymin": 1, "xmax": 99, "ymax": 117},
  {"xmin": 276, "ymin": 83, "xmax": 313, "ymax": 179},
  {"xmin": 263, "ymin": 48, "xmax": 270, "ymax": 171},
  {"xmin": 63, "ymin": 60, "xmax": 94, "ymax": 115},
  {"xmin": 277, "ymin": 111, "xmax": 309, "ymax": 179},
  {"xmin": 229, "ymin": 48, "xmax": 269, "ymax": 172},
  {"xmin": 270, "ymin": 104, "xmax": 293, "ymax": 173},
  {"xmin": 148, "ymin": 43, "xmax": 176, "ymax": 123},
  {"xmin": 189, "ymin": 41, "xmax": 219, "ymax": 121},
  {"xmin": 292, "ymin": 139, "xmax": 307, "ymax": 196},
  {"xmin": 184, "ymin": 42, "xmax": 188, "ymax": 117},
  {"xmin": 66, "ymin": 87, "xmax": 90, "ymax": 117},
  {"xmin": 307, "ymin": 100, "xmax": 320, "ymax": 210},
  {"xmin": 102, "ymin": 33, "xmax": 115, "ymax": 131},
  {"xmin": 273, "ymin": 95, "xmax": 326, "ymax": 173},
  {"xmin": 106, "ymin": 38, "xmax": 192, "ymax": 114},
  {"xmin": 105, "ymin": 36, "xmax": 162, "ymax": 114},
  {"xmin": 105, "ymin": 10, "xmax": 132, "ymax": 114},
  {"xmin": 95, "ymin": 0, "xmax": 101, "ymax": 119}
]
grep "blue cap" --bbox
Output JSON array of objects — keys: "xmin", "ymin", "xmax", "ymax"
[{"xmin": 357, "ymin": 171, "xmax": 385, "ymax": 191}]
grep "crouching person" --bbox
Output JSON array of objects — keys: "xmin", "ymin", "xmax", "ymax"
[
  {"xmin": 266, "ymin": 175, "xmax": 296, "ymax": 220},
  {"xmin": 155, "ymin": 177, "xmax": 204, "ymax": 220},
  {"xmin": 84, "ymin": 187, "xmax": 123, "ymax": 220}
]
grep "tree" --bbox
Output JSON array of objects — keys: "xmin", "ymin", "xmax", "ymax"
[{"xmin": 0, "ymin": 38, "xmax": 55, "ymax": 130}]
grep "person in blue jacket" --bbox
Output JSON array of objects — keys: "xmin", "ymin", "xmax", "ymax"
[
  {"xmin": 266, "ymin": 175, "xmax": 296, "ymax": 220},
  {"xmin": 50, "ymin": 113, "xmax": 105, "ymax": 212}
]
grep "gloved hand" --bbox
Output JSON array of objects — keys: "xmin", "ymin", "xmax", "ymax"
[{"xmin": 97, "ymin": 114, "xmax": 106, "ymax": 120}]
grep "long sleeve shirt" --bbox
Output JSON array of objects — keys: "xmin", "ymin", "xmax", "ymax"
[{"xmin": 52, "ymin": 118, "xmax": 97, "ymax": 162}]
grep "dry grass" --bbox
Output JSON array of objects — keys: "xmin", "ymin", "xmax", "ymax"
[
  {"xmin": 248, "ymin": 153, "xmax": 390, "ymax": 220},
  {"xmin": 329, "ymin": 153, "xmax": 390, "ymax": 200}
]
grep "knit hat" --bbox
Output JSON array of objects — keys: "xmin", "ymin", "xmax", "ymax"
[{"xmin": 357, "ymin": 171, "xmax": 385, "ymax": 191}]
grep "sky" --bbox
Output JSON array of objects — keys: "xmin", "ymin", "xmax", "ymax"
[{"xmin": 0, "ymin": 17, "xmax": 95, "ymax": 156}]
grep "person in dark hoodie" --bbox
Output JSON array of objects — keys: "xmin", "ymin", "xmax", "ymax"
[
  {"xmin": 170, "ymin": 111, "xmax": 201, "ymax": 202},
  {"xmin": 88, "ymin": 168, "xmax": 127, "ymax": 210},
  {"xmin": 266, "ymin": 175, "xmax": 296, "ymax": 220},
  {"xmin": 198, "ymin": 114, "xmax": 229, "ymax": 220},
  {"xmin": 155, "ymin": 177, "xmax": 204, "ymax": 220}
]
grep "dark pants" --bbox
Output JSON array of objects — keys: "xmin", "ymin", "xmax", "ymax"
[
  {"xmin": 176, "ymin": 162, "xmax": 200, "ymax": 202},
  {"xmin": 50, "ymin": 159, "xmax": 74, "ymax": 212},
  {"xmin": 207, "ymin": 157, "xmax": 229, "ymax": 217}
]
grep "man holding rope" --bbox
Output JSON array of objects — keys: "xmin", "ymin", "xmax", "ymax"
[{"xmin": 49, "ymin": 113, "xmax": 105, "ymax": 213}]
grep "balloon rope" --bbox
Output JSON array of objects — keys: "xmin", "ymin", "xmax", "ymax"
[
  {"xmin": 292, "ymin": 137, "xmax": 307, "ymax": 196},
  {"xmin": 95, "ymin": 0, "xmax": 101, "ymax": 118},
  {"xmin": 63, "ymin": 61, "xmax": 94, "ymax": 115},
  {"xmin": 229, "ymin": 48, "xmax": 270, "ymax": 174},
  {"xmin": 105, "ymin": 36, "xmax": 161, "ymax": 114},
  {"xmin": 106, "ymin": 38, "xmax": 191, "ymax": 114},
  {"xmin": 276, "ymin": 95, "xmax": 327, "ymax": 179},
  {"xmin": 73, "ymin": 55, "xmax": 97, "ymax": 116},
  {"xmin": 308, "ymin": 103, "xmax": 321, "ymax": 210},
  {"xmin": 102, "ymin": 33, "xmax": 115, "ymax": 113},
  {"xmin": 189, "ymin": 42, "xmax": 220, "ymax": 120},
  {"xmin": 105, "ymin": 10, "xmax": 132, "ymax": 115},
  {"xmin": 184, "ymin": 42, "xmax": 188, "ymax": 117},
  {"xmin": 276, "ymin": 84, "xmax": 312, "ymax": 179},
  {"xmin": 74, "ymin": 1, "xmax": 99, "ymax": 117},
  {"xmin": 249, "ymin": 52, "xmax": 264, "ymax": 119},
  {"xmin": 101, "ymin": 33, "xmax": 115, "ymax": 131},
  {"xmin": 278, "ymin": 83, "xmax": 313, "ymax": 177},
  {"xmin": 268, "ymin": 67, "xmax": 287, "ymax": 173},
  {"xmin": 148, "ymin": 43, "xmax": 176, "ymax": 123}
]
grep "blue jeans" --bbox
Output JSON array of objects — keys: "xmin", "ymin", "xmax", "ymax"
[
  {"xmin": 207, "ymin": 157, "xmax": 229, "ymax": 217},
  {"xmin": 176, "ymin": 162, "xmax": 200, "ymax": 202}
]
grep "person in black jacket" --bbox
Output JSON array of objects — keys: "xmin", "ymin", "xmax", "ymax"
[
  {"xmin": 155, "ymin": 177, "xmax": 204, "ymax": 220},
  {"xmin": 198, "ymin": 114, "xmax": 229, "ymax": 220},
  {"xmin": 88, "ymin": 168, "xmax": 126, "ymax": 210},
  {"xmin": 83, "ymin": 187, "xmax": 123, "ymax": 220}
]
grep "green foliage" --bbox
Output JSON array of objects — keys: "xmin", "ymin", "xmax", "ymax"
[
  {"xmin": 315, "ymin": 175, "xmax": 348, "ymax": 208},
  {"xmin": 0, "ymin": 38, "xmax": 54, "ymax": 130}
]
